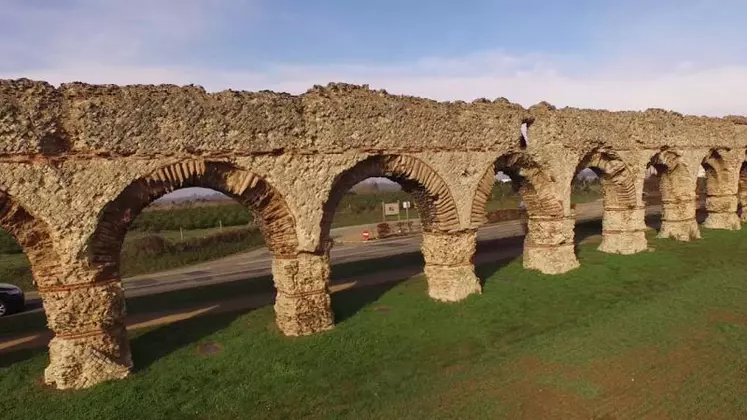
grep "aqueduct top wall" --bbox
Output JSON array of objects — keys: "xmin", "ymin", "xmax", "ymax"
[{"xmin": 2, "ymin": 79, "xmax": 745, "ymax": 157}]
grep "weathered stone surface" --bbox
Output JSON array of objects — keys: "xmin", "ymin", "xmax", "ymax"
[
  {"xmin": 702, "ymin": 212, "xmax": 742, "ymax": 231},
  {"xmin": 424, "ymin": 265, "xmax": 481, "ymax": 302},
  {"xmin": 0, "ymin": 78, "xmax": 746, "ymax": 390},
  {"xmin": 524, "ymin": 244, "xmax": 580, "ymax": 274},
  {"xmin": 702, "ymin": 194, "xmax": 741, "ymax": 230},
  {"xmin": 40, "ymin": 282, "xmax": 126, "ymax": 333},
  {"xmin": 272, "ymin": 253, "xmax": 334, "ymax": 336},
  {"xmin": 659, "ymin": 200, "xmax": 701, "ymax": 241},
  {"xmin": 600, "ymin": 207, "xmax": 648, "ymax": 254},
  {"xmin": 598, "ymin": 231, "xmax": 649, "ymax": 254},
  {"xmin": 45, "ymin": 326, "xmax": 132, "ymax": 390},
  {"xmin": 421, "ymin": 230, "xmax": 481, "ymax": 301},
  {"xmin": 523, "ymin": 217, "xmax": 579, "ymax": 274},
  {"xmin": 37, "ymin": 279, "xmax": 132, "ymax": 389}
]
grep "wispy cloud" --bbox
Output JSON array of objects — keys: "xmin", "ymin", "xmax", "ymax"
[{"xmin": 1, "ymin": 1, "xmax": 745, "ymax": 116}]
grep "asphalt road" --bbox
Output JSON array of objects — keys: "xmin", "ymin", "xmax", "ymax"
[
  {"xmin": 118, "ymin": 200, "xmax": 665, "ymax": 297},
  {"xmin": 15, "ymin": 200, "xmax": 663, "ymax": 316}
]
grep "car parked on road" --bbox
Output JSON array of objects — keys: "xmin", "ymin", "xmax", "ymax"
[{"xmin": 0, "ymin": 283, "xmax": 25, "ymax": 317}]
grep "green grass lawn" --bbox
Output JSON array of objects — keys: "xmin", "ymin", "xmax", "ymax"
[{"xmin": 3, "ymin": 225, "xmax": 747, "ymax": 419}]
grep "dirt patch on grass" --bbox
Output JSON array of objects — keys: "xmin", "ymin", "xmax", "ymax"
[
  {"xmin": 708, "ymin": 312, "xmax": 747, "ymax": 326},
  {"xmin": 432, "ymin": 326, "xmax": 738, "ymax": 419},
  {"xmin": 491, "ymin": 356, "xmax": 600, "ymax": 419},
  {"xmin": 196, "ymin": 342, "xmax": 223, "ymax": 356}
]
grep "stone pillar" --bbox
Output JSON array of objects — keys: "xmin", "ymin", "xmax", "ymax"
[
  {"xmin": 41, "ymin": 280, "xmax": 132, "ymax": 390},
  {"xmin": 702, "ymin": 193, "xmax": 741, "ymax": 230},
  {"xmin": 272, "ymin": 252, "xmax": 334, "ymax": 336},
  {"xmin": 659, "ymin": 198, "xmax": 700, "ymax": 241},
  {"xmin": 741, "ymin": 172, "xmax": 747, "ymax": 223},
  {"xmin": 421, "ymin": 230, "xmax": 481, "ymax": 302},
  {"xmin": 523, "ymin": 215, "xmax": 579, "ymax": 274},
  {"xmin": 599, "ymin": 206, "xmax": 648, "ymax": 254}
]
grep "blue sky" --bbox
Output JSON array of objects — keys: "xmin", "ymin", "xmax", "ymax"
[{"xmin": 1, "ymin": 0, "xmax": 746, "ymax": 115}]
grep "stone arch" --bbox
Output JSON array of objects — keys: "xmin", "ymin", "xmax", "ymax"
[
  {"xmin": 0, "ymin": 188, "xmax": 59, "ymax": 287},
  {"xmin": 321, "ymin": 154, "xmax": 480, "ymax": 303},
  {"xmin": 86, "ymin": 160, "xmax": 298, "ymax": 280},
  {"xmin": 700, "ymin": 148, "xmax": 742, "ymax": 230},
  {"xmin": 471, "ymin": 152, "xmax": 578, "ymax": 275},
  {"xmin": 321, "ymin": 154, "xmax": 460, "ymax": 242},
  {"xmin": 574, "ymin": 147, "xmax": 647, "ymax": 254},
  {"xmin": 647, "ymin": 149, "xmax": 700, "ymax": 240},
  {"xmin": 700, "ymin": 148, "xmax": 730, "ymax": 203},
  {"xmin": 471, "ymin": 152, "xmax": 563, "ymax": 225},
  {"xmin": 701, "ymin": 148, "xmax": 731, "ymax": 201},
  {"xmin": 701, "ymin": 149, "xmax": 727, "ymax": 181},
  {"xmin": 575, "ymin": 148, "xmax": 638, "ymax": 209},
  {"xmin": 648, "ymin": 149, "xmax": 693, "ymax": 202}
]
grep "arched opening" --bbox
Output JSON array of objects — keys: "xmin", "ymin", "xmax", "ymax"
[
  {"xmin": 471, "ymin": 153, "xmax": 578, "ymax": 275},
  {"xmin": 87, "ymin": 161, "xmax": 298, "ymax": 283},
  {"xmin": 472, "ymin": 153, "xmax": 563, "ymax": 226},
  {"xmin": 85, "ymin": 161, "xmax": 331, "ymax": 342},
  {"xmin": 571, "ymin": 148, "xmax": 646, "ymax": 254},
  {"xmin": 0, "ymin": 190, "xmax": 58, "ymax": 317},
  {"xmin": 108, "ymin": 187, "xmax": 264, "ymax": 281},
  {"xmin": 321, "ymin": 154, "xmax": 475, "ymax": 303},
  {"xmin": 645, "ymin": 150, "xmax": 701, "ymax": 241},
  {"xmin": 700, "ymin": 149, "xmax": 741, "ymax": 230},
  {"xmin": 321, "ymin": 155, "xmax": 460, "ymax": 244}
]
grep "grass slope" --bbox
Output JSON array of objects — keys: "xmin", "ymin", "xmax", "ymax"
[{"xmin": 3, "ymin": 227, "xmax": 747, "ymax": 419}]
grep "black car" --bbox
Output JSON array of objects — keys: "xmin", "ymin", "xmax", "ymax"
[{"xmin": 0, "ymin": 283, "xmax": 25, "ymax": 317}]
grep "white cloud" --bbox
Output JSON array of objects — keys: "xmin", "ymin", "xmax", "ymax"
[
  {"xmin": 1, "ymin": 1, "xmax": 746, "ymax": 117},
  {"xmin": 0, "ymin": 0, "xmax": 246, "ymax": 69}
]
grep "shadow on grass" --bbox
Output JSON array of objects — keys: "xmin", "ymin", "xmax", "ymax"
[
  {"xmin": 130, "ymin": 309, "xmax": 252, "ymax": 371},
  {"xmin": 0, "ymin": 346, "xmax": 46, "ymax": 368},
  {"xmin": 332, "ymin": 279, "xmax": 410, "ymax": 323},
  {"xmin": 644, "ymin": 209, "xmax": 707, "ymax": 233},
  {"xmin": 330, "ymin": 251, "xmax": 425, "ymax": 323}
]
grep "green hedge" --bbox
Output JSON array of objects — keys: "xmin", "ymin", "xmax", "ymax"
[
  {"xmin": 0, "ymin": 230, "xmax": 22, "ymax": 254},
  {"xmin": 132, "ymin": 203, "xmax": 253, "ymax": 232}
]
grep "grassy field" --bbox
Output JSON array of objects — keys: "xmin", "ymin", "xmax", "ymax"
[{"xmin": 2, "ymin": 224, "xmax": 747, "ymax": 419}]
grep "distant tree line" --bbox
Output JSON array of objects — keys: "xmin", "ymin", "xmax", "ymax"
[{"xmin": 131, "ymin": 203, "xmax": 254, "ymax": 232}]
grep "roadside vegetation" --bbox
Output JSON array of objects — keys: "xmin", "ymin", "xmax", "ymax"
[
  {"xmin": 2, "ymin": 222, "xmax": 747, "ymax": 419},
  {"xmin": 0, "ymin": 179, "xmax": 604, "ymax": 292}
]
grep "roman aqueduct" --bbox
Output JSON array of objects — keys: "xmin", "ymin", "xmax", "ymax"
[{"xmin": 1, "ymin": 79, "xmax": 747, "ymax": 389}]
